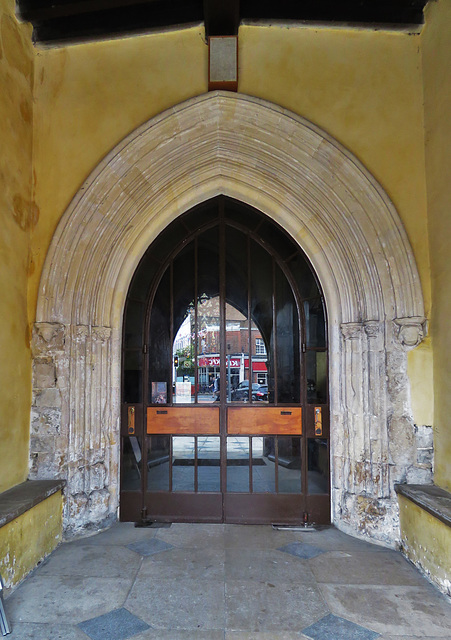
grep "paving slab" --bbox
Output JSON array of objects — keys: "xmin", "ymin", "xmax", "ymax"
[
  {"xmin": 140, "ymin": 547, "xmax": 225, "ymax": 580},
  {"xmin": 319, "ymin": 583, "xmax": 451, "ymax": 637},
  {"xmin": 69, "ymin": 522, "xmax": 157, "ymax": 546},
  {"xmin": 226, "ymin": 633, "xmax": 308, "ymax": 639},
  {"xmin": 3, "ymin": 623, "xmax": 87, "ymax": 639},
  {"xmin": 126, "ymin": 576, "xmax": 226, "ymax": 630},
  {"xmin": 39, "ymin": 543, "xmax": 141, "ymax": 577},
  {"xmin": 310, "ymin": 549, "xmax": 426, "ymax": 586},
  {"xmin": 5, "ymin": 575, "xmax": 133, "ymax": 624},
  {"xmin": 225, "ymin": 548, "xmax": 316, "ymax": 584},
  {"xmin": 155, "ymin": 523, "xmax": 226, "ymax": 549},
  {"xmin": 225, "ymin": 580, "xmax": 328, "ymax": 632}
]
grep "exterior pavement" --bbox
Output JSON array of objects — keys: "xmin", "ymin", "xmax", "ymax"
[{"xmin": 3, "ymin": 523, "xmax": 451, "ymax": 639}]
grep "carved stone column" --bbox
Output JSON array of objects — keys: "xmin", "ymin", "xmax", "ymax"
[{"xmin": 31, "ymin": 322, "xmax": 117, "ymax": 535}]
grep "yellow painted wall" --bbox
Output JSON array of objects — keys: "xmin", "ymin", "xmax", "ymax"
[
  {"xmin": 398, "ymin": 494, "xmax": 451, "ymax": 595},
  {"xmin": 422, "ymin": 0, "xmax": 451, "ymax": 492},
  {"xmin": 0, "ymin": 0, "xmax": 34, "ymax": 493},
  {"xmin": 28, "ymin": 22, "xmax": 434, "ymax": 426},
  {"xmin": 0, "ymin": 490, "xmax": 63, "ymax": 590}
]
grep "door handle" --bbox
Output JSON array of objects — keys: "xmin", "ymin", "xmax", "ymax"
[
  {"xmin": 128, "ymin": 406, "xmax": 135, "ymax": 434},
  {"xmin": 156, "ymin": 410, "xmax": 168, "ymax": 415}
]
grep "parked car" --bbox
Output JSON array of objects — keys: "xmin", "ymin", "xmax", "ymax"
[{"xmin": 231, "ymin": 381, "xmax": 268, "ymax": 401}]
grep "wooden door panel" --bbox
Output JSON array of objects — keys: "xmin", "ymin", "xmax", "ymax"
[
  {"xmin": 227, "ymin": 407, "xmax": 302, "ymax": 435},
  {"xmin": 147, "ymin": 406, "xmax": 220, "ymax": 434}
]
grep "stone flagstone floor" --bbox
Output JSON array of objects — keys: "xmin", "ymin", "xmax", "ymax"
[{"xmin": 3, "ymin": 523, "xmax": 451, "ymax": 639}]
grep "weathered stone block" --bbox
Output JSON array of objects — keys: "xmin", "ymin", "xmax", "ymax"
[
  {"xmin": 33, "ymin": 360, "xmax": 57, "ymax": 388},
  {"xmin": 34, "ymin": 388, "xmax": 62, "ymax": 408}
]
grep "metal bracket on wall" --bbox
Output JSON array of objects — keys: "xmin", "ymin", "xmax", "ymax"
[{"xmin": 0, "ymin": 574, "xmax": 11, "ymax": 636}]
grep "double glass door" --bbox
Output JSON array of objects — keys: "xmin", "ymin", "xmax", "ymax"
[{"xmin": 120, "ymin": 197, "xmax": 329, "ymax": 524}]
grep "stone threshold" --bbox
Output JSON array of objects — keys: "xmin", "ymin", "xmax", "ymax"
[
  {"xmin": 0, "ymin": 479, "xmax": 65, "ymax": 528},
  {"xmin": 395, "ymin": 483, "xmax": 451, "ymax": 528}
]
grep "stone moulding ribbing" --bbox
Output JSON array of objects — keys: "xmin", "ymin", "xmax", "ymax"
[{"xmin": 31, "ymin": 92, "xmax": 427, "ymax": 541}]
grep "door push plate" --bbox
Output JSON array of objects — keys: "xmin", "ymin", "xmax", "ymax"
[
  {"xmin": 314, "ymin": 406, "xmax": 323, "ymax": 436},
  {"xmin": 128, "ymin": 406, "xmax": 135, "ymax": 435}
]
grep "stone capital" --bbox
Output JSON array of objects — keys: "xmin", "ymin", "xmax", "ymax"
[
  {"xmin": 32, "ymin": 322, "xmax": 66, "ymax": 357},
  {"xmin": 341, "ymin": 322, "xmax": 364, "ymax": 341},
  {"xmin": 364, "ymin": 321, "xmax": 382, "ymax": 339},
  {"xmin": 393, "ymin": 317, "xmax": 427, "ymax": 350}
]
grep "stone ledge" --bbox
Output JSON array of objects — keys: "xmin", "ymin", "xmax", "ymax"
[
  {"xmin": 395, "ymin": 484, "xmax": 451, "ymax": 528},
  {"xmin": 0, "ymin": 480, "xmax": 65, "ymax": 528}
]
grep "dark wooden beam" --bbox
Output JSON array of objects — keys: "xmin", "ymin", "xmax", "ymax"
[{"xmin": 203, "ymin": 0, "xmax": 240, "ymax": 37}]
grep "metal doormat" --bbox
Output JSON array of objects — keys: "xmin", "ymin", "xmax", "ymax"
[
  {"xmin": 272, "ymin": 524, "xmax": 317, "ymax": 531},
  {"xmin": 134, "ymin": 520, "xmax": 172, "ymax": 528},
  {"xmin": 0, "ymin": 574, "xmax": 11, "ymax": 636}
]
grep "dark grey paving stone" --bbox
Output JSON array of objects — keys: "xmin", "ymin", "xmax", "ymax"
[
  {"xmin": 225, "ymin": 580, "xmax": 329, "ymax": 631},
  {"xmin": 226, "ymin": 632, "xmax": 309, "ymax": 639},
  {"xmin": 320, "ymin": 584, "xmax": 451, "ymax": 637},
  {"xmin": 132, "ymin": 631, "xmax": 225, "ymax": 639},
  {"xmin": 39, "ymin": 544, "xmax": 141, "ymax": 577},
  {"xmin": 225, "ymin": 548, "xmax": 316, "ymax": 584},
  {"xmin": 140, "ymin": 547, "xmax": 224, "ymax": 580},
  {"xmin": 126, "ymin": 577, "xmax": 225, "ymax": 630},
  {"xmin": 303, "ymin": 613, "xmax": 380, "ymax": 639},
  {"xmin": 127, "ymin": 538, "xmax": 174, "ymax": 556},
  {"xmin": 78, "ymin": 608, "xmax": 150, "ymax": 640},
  {"xmin": 5, "ymin": 575, "xmax": 133, "ymax": 624},
  {"xmin": 310, "ymin": 550, "xmax": 426, "ymax": 586},
  {"xmin": 291, "ymin": 528, "xmax": 389, "ymax": 553},
  {"xmin": 5, "ymin": 623, "xmax": 87, "ymax": 639},
  {"xmin": 278, "ymin": 542, "xmax": 325, "ymax": 559}
]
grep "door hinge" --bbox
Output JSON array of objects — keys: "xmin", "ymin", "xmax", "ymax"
[
  {"xmin": 302, "ymin": 343, "xmax": 306, "ymax": 353},
  {"xmin": 143, "ymin": 344, "xmax": 148, "ymax": 354}
]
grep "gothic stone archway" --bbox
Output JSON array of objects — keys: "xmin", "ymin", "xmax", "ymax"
[{"xmin": 30, "ymin": 92, "xmax": 427, "ymax": 544}]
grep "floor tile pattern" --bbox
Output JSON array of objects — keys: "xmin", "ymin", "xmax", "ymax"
[
  {"xmin": 3, "ymin": 523, "xmax": 451, "ymax": 639},
  {"xmin": 303, "ymin": 613, "xmax": 380, "ymax": 640},
  {"xmin": 78, "ymin": 608, "xmax": 150, "ymax": 640}
]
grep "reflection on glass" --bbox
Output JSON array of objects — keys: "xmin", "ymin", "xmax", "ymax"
[
  {"xmin": 172, "ymin": 243, "xmax": 195, "ymax": 403},
  {"xmin": 172, "ymin": 436, "xmax": 195, "ymax": 491},
  {"xmin": 304, "ymin": 298, "xmax": 326, "ymax": 348},
  {"xmin": 252, "ymin": 437, "xmax": 276, "ymax": 493},
  {"xmin": 308, "ymin": 438, "xmax": 329, "ymax": 494},
  {"xmin": 121, "ymin": 436, "xmax": 142, "ymax": 490},
  {"xmin": 276, "ymin": 264, "xmax": 300, "ymax": 404},
  {"xmin": 277, "ymin": 437, "xmax": 302, "ymax": 493},
  {"xmin": 123, "ymin": 350, "xmax": 142, "ymax": 403},
  {"xmin": 226, "ymin": 302, "xmax": 249, "ymax": 403},
  {"xmin": 306, "ymin": 351, "xmax": 327, "ymax": 404},
  {"xmin": 147, "ymin": 436, "xmax": 170, "ymax": 491},
  {"xmin": 148, "ymin": 268, "xmax": 171, "ymax": 404},
  {"xmin": 227, "ymin": 436, "xmax": 250, "ymax": 492},
  {"xmin": 250, "ymin": 239, "xmax": 273, "ymax": 403},
  {"xmin": 196, "ymin": 295, "xmax": 220, "ymax": 403},
  {"xmin": 197, "ymin": 436, "xmax": 221, "ymax": 492}
]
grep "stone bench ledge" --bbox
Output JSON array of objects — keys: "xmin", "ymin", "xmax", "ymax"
[
  {"xmin": 0, "ymin": 480, "xmax": 65, "ymax": 528},
  {"xmin": 395, "ymin": 483, "xmax": 451, "ymax": 528}
]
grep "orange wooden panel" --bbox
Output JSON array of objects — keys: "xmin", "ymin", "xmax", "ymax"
[
  {"xmin": 227, "ymin": 407, "xmax": 302, "ymax": 435},
  {"xmin": 147, "ymin": 407, "xmax": 220, "ymax": 435}
]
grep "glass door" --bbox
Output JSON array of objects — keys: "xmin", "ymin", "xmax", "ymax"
[{"xmin": 120, "ymin": 196, "xmax": 329, "ymax": 525}]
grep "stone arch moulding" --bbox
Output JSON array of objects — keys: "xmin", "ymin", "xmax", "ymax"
[{"xmin": 31, "ymin": 91, "xmax": 428, "ymax": 543}]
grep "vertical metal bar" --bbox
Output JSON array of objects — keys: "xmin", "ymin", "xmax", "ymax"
[
  {"xmin": 219, "ymin": 198, "xmax": 227, "ymax": 510},
  {"xmin": 272, "ymin": 257, "xmax": 278, "ymax": 405},
  {"xmin": 194, "ymin": 436, "xmax": 198, "ymax": 492},
  {"xmin": 170, "ymin": 261, "xmax": 174, "ymax": 404},
  {"xmin": 249, "ymin": 436, "xmax": 253, "ymax": 493},
  {"xmin": 194, "ymin": 237, "xmax": 199, "ymax": 404},
  {"xmin": 275, "ymin": 436, "xmax": 279, "ymax": 494},
  {"xmin": 247, "ymin": 233, "xmax": 252, "ymax": 401},
  {"xmin": 169, "ymin": 435, "xmax": 173, "ymax": 492}
]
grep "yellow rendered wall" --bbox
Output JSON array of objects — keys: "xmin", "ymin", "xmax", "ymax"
[
  {"xmin": 0, "ymin": 491, "xmax": 63, "ymax": 590},
  {"xmin": 29, "ymin": 22, "xmax": 433, "ymax": 427},
  {"xmin": 0, "ymin": 1, "xmax": 34, "ymax": 493},
  {"xmin": 398, "ymin": 495, "xmax": 451, "ymax": 595},
  {"xmin": 422, "ymin": 0, "xmax": 451, "ymax": 492}
]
